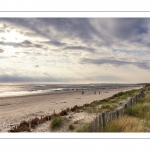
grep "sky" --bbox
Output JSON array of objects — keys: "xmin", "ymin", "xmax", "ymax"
[{"xmin": 0, "ymin": 18, "xmax": 150, "ymax": 84}]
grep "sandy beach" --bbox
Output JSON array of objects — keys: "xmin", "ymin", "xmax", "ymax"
[{"xmin": 0, "ymin": 86, "xmax": 142, "ymax": 132}]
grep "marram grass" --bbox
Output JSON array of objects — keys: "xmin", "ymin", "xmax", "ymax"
[{"xmin": 101, "ymin": 115, "xmax": 144, "ymax": 132}]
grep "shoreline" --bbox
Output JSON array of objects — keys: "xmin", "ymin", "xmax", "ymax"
[
  {"xmin": 0, "ymin": 84, "xmax": 143, "ymax": 99},
  {"xmin": 0, "ymin": 86, "xmax": 143, "ymax": 132}
]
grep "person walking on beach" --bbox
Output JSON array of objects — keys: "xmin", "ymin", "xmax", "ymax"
[
  {"xmin": 82, "ymin": 91, "xmax": 84, "ymax": 95},
  {"xmin": 94, "ymin": 91, "xmax": 96, "ymax": 94},
  {"xmin": 99, "ymin": 92, "xmax": 100, "ymax": 94}
]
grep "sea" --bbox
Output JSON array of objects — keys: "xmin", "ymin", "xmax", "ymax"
[{"xmin": 0, "ymin": 83, "xmax": 143, "ymax": 97}]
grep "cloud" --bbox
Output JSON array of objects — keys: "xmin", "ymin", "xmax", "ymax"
[
  {"xmin": 34, "ymin": 65, "xmax": 39, "ymax": 68},
  {"xmin": 64, "ymin": 46, "xmax": 95, "ymax": 52},
  {"xmin": 0, "ymin": 40, "xmax": 46, "ymax": 49},
  {"xmin": 0, "ymin": 48, "xmax": 4, "ymax": 53},
  {"xmin": 0, "ymin": 74, "xmax": 67, "ymax": 82},
  {"xmin": 80, "ymin": 57, "xmax": 150, "ymax": 70},
  {"xmin": 42, "ymin": 40, "xmax": 66, "ymax": 47}
]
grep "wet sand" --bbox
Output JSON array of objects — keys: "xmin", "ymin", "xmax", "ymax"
[{"xmin": 0, "ymin": 86, "xmax": 142, "ymax": 132}]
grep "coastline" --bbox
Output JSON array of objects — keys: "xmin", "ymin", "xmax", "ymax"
[{"xmin": 0, "ymin": 86, "xmax": 143, "ymax": 132}]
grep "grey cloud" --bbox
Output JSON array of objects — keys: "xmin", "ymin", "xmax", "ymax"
[
  {"xmin": 0, "ymin": 40, "xmax": 46, "ymax": 49},
  {"xmin": 81, "ymin": 58, "xmax": 150, "ymax": 70},
  {"xmin": 85, "ymin": 75, "xmax": 122, "ymax": 82},
  {"xmin": 42, "ymin": 40, "xmax": 66, "ymax": 47},
  {"xmin": 0, "ymin": 74, "xmax": 67, "ymax": 82},
  {"xmin": 34, "ymin": 65, "xmax": 39, "ymax": 68},
  {"xmin": 1, "ymin": 18, "xmax": 150, "ymax": 51},
  {"xmin": 10, "ymin": 55, "xmax": 17, "ymax": 58},
  {"xmin": 1, "ymin": 37, "xmax": 5, "ymax": 40},
  {"xmin": 0, "ymin": 18, "xmax": 101, "ymax": 44},
  {"xmin": 0, "ymin": 49, "xmax": 4, "ymax": 53},
  {"xmin": 64, "ymin": 46, "xmax": 95, "ymax": 52}
]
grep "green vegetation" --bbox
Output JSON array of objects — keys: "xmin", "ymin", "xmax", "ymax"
[
  {"xmin": 100, "ymin": 104, "xmax": 117, "ymax": 111},
  {"xmin": 68, "ymin": 124, "xmax": 74, "ymax": 130},
  {"xmin": 81, "ymin": 89, "xmax": 141, "ymax": 114},
  {"xmin": 99, "ymin": 90, "xmax": 150, "ymax": 132},
  {"xmin": 76, "ymin": 123, "xmax": 90, "ymax": 132},
  {"xmin": 74, "ymin": 119, "xmax": 84, "ymax": 124},
  {"xmin": 50, "ymin": 116, "xmax": 67, "ymax": 129},
  {"xmin": 101, "ymin": 115, "xmax": 144, "ymax": 132}
]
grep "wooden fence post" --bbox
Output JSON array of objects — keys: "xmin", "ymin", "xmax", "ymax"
[{"xmin": 102, "ymin": 112, "xmax": 106, "ymax": 128}]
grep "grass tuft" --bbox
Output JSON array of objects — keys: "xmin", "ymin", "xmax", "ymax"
[
  {"xmin": 76, "ymin": 123, "xmax": 90, "ymax": 132},
  {"xmin": 101, "ymin": 115, "xmax": 144, "ymax": 132},
  {"xmin": 50, "ymin": 116, "xmax": 65, "ymax": 129},
  {"xmin": 68, "ymin": 124, "xmax": 74, "ymax": 130}
]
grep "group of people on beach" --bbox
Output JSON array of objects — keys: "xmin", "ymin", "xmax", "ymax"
[{"xmin": 82, "ymin": 91, "xmax": 100, "ymax": 95}]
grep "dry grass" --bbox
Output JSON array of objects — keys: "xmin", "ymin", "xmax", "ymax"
[{"xmin": 101, "ymin": 115, "xmax": 144, "ymax": 132}]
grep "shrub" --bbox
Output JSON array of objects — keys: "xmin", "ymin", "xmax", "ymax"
[
  {"xmin": 50, "ymin": 116, "xmax": 63, "ymax": 129},
  {"xmin": 68, "ymin": 124, "xmax": 74, "ymax": 130}
]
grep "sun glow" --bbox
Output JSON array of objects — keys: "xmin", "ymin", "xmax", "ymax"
[{"xmin": 0, "ymin": 29, "xmax": 25, "ymax": 43}]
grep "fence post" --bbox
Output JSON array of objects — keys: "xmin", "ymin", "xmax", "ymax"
[
  {"xmin": 96, "ymin": 115, "xmax": 100, "ymax": 129},
  {"xmin": 99, "ymin": 113, "xmax": 103, "ymax": 131},
  {"xmin": 102, "ymin": 112, "xmax": 106, "ymax": 128}
]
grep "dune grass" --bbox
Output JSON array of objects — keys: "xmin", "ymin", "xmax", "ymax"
[
  {"xmin": 101, "ymin": 115, "xmax": 144, "ymax": 132},
  {"xmin": 50, "ymin": 116, "xmax": 68, "ymax": 129},
  {"xmin": 76, "ymin": 123, "xmax": 90, "ymax": 132},
  {"xmin": 81, "ymin": 89, "xmax": 141, "ymax": 114},
  {"xmin": 68, "ymin": 124, "xmax": 75, "ymax": 130},
  {"xmin": 99, "ymin": 90, "xmax": 150, "ymax": 132}
]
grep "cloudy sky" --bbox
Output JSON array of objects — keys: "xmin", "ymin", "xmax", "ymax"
[{"xmin": 0, "ymin": 18, "xmax": 150, "ymax": 83}]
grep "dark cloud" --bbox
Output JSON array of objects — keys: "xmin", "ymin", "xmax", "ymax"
[
  {"xmin": 0, "ymin": 49, "xmax": 4, "ymax": 53},
  {"xmin": 81, "ymin": 58, "xmax": 150, "ymax": 70},
  {"xmin": 42, "ymin": 40, "xmax": 66, "ymax": 47},
  {"xmin": 109, "ymin": 18, "xmax": 148, "ymax": 40},
  {"xmin": 0, "ymin": 18, "xmax": 101, "ymax": 44},
  {"xmin": 0, "ymin": 40, "xmax": 45, "ymax": 49},
  {"xmin": 64, "ymin": 46, "xmax": 95, "ymax": 52},
  {"xmin": 1, "ymin": 18, "xmax": 150, "ymax": 50},
  {"xmin": 0, "ymin": 74, "xmax": 67, "ymax": 82}
]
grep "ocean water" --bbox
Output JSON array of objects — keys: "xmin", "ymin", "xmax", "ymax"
[{"xmin": 0, "ymin": 83, "xmax": 142, "ymax": 97}]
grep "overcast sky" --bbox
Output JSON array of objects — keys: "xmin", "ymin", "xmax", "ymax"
[{"xmin": 0, "ymin": 18, "xmax": 150, "ymax": 83}]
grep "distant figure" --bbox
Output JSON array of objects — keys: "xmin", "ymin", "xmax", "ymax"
[
  {"xmin": 82, "ymin": 91, "xmax": 84, "ymax": 95},
  {"xmin": 94, "ymin": 91, "xmax": 96, "ymax": 94},
  {"xmin": 99, "ymin": 92, "xmax": 100, "ymax": 94}
]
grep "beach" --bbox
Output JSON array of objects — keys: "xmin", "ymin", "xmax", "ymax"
[{"xmin": 0, "ymin": 86, "xmax": 142, "ymax": 132}]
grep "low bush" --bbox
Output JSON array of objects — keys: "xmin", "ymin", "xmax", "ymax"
[
  {"xmin": 68, "ymin": 124, "xmax": 74, "ymax": 130},
  {"xmin": 50, "ymin": 116, "xmax": 63, "ymax": 129}
]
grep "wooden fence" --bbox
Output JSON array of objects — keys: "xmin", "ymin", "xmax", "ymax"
[{"xmin": 85, "ymin": 89, "xmax": 145, "ymax": 132}]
